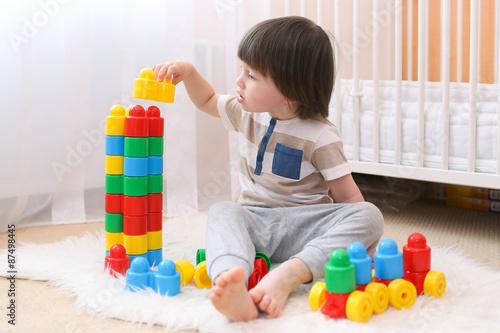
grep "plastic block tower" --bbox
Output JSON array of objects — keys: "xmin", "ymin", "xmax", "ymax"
[
  {"xmin": 105, "ymin": 104, "xmax": 165, "ymax": 269},
  {"xmin": 105, "ymin": 105, "xmax": 126, "ymax": 257},
  {"xmin": 105, "ymin": 68, "xmax": 172, "ymax": 275},
  {"xmin": 123, "ymin": 105, "xmax": 150, "ymax": 263},
  {"xmin": 145, "ymin": 105, "xmax": 164, "ymax": 266}
]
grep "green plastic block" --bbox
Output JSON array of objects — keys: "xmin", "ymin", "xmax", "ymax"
[
  {"xmin": 105, "ymin": 213, "xmax": 123, "ymax": 232},
  {"xmin": 196, "ymin": 249, "xmax": 206, "ymax": 266},
  {"xmin": 324, "ymin": 249, "xmax": 356, "ymax": 294},
  {"xmin": 148, "ymin": 174, "xmax": 163, "ymax": 194},
  {"xmin": 124, "ymin": 137, "xmax": 148, "ymax": 157},
  {"xmin": 123, "ymin": 176, "xmax": 148, "ymax": 196},
  {"xmin": 105, "ymin": 174, "xmax": 123, "ymax": 194},
  {"xmin": 256, "ymin": 252, "xmax": 271, "ymax": 271},
  {"xmin": 148, "ymin": 136, "xmax": 163, "ymax": 156}
]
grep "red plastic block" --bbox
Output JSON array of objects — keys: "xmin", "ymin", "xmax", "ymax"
[
  {"xmin": 125, "ymin": 105, "xmax": 148, "ymax": 137},
  {"xmin": 248, "ymin": 258, "xmax": 269, "ymax": 290},
  {"xmin": 356, "ymin": 284, "xmax": 367, "ymax": 292},
  {"xmin": 404, "ymin": 270, "xmax": 427, "ymax": 295},
  {"xmin": 321, "ymin": 291, "xmax": 350, "ymax": 318},
  {"xmin": 123, "ymin": 215, "xmax": 148, "ymax": 235},
  {"xmin": 105, "ymin": 244, "xmax": 130, "ymax": 277},
  {"xmin": 105, "ymin": 193, "xmax": 123, "ymax": 214},
  {"xmin": 123, "ymin": 195, "xmax": 148, "ymax": 216},
  {"xmin": 147, "ymin": 212, "xmax": 163, "ymax": 232},
  {"xmin": 146, "ymin": 105, "xmax": 164, "ymax": 137},
  {"xmin": 403, "ymin": 233, "xmax": 431, "ymax": 273},
  {"xmin": 373, "ymin": 277, "xmax": 392, "ymax": 287},
  {"xmin": 148, "ymin": 193, "xmax": 163, "ymax": 213}
]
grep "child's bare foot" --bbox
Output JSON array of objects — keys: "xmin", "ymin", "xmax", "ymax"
[
  {"xmin": 209, "ymin": 267, "xmax": 259, "ymax": 322},
  {"xmin": 249, "ymin": 258, "xmax": 312, "ymax": 318}
]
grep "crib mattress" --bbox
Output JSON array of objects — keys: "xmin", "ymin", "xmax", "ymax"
[{"xmin": 331, "ymin": 79, "xmax": 499, "ymax": 174}]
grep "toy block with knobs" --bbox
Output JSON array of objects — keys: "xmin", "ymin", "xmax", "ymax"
[{"xmin": 309, "ymin": 233, "xmax": 446, "ymax": 322}]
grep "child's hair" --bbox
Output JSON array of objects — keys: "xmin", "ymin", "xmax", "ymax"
[{"xmin": 238, "ymin": 16, "xmax": 335, "ymax": 120}]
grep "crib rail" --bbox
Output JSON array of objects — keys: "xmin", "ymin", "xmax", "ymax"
[{"xmin": 275, "ymin": 0, "xmax": 500, "ymax": 189}]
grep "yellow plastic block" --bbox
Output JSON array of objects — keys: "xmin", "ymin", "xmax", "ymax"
[
  {"xmin": 308, "ymin": 281, "xmax": 326, "ymax": 311},
  {"xmin": 388, "ymin": 278, "xmax": 417, "ymax": 310},
  {"xmin": 364, "ymin": 282, "xmax": 389, "ymax": 314},
  {"xmin": 194, "ymin": 261, "xmax": 212, "ymax": 289},
  {"xmin": 123, "ymin": 234, "xmax": 147, "ymax": 255},
  {"xmin": 106, "ymin": 105, "xmax": 126, "ymax": 135},
  {"xmin": 105, "ymin": 155, "xmax": 124, "ymax": 175},
  {"xmin": 147, "ymin": 230, "xmax": 162, "ymax": 250},
  {"xmin": 424, "ymin": 271, "xmax": 446, "ymax": 298},
  {"xmin": 345, "ymin": 291, "xmax": 373, "ymax": 323},
  {"xmin": 132, "ymin": 68, "xmax": 175, "ymax": 103},
  {"xmin": 156, "ymin": 79, "xmax": 175, "ymax": 103},
  {"xmin": 105, "ymin": 231, "xmax": 123, "ymax": 251},
  {"xmin": 175, "ymin": 260, "xmax": 195, "ymax": 286}
]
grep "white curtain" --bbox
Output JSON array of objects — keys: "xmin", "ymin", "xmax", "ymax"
[
  {"xmin": 0, "ymin": 0, "xmax": 271, "ymax": 231},
  {"xmin": 0, "ymin": 0, "xmax": 394, "ymax": 232}
]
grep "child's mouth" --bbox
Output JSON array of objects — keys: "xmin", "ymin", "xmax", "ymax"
[{"xmin": 237, "ymin": 94, "xmax": 245, "ymax": 103}]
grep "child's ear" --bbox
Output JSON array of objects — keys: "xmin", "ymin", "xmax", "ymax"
[{"xmin": 283, "ymin": 98, "xmax": 296, "ymax": 105}]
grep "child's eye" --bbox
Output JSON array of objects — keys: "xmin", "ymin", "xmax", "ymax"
[{"xmin": 248, "ymin": 73, "xmax": 255, "ymax": 80}]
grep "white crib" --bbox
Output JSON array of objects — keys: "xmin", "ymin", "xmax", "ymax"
[{"xmin": 274, "ymin": 0, "xmax": 500, "ymax": 190}]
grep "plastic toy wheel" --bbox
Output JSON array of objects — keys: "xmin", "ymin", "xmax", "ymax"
[
  {"xmin": 345, "ymin": 291, "xmax": 373, "ymax": 323},
  {"xmin": 388, "ymin": 279, "xmax": 417, "ymax": 310},
  {"xmin": 309, "ymin": 282, "xmax": 326, "ymax": 311},
  {"xmin": 364, "ymin": 282, "xmax": 389, "ymax": 314},
  {"xmin": 424, "ymin": 271, "xmax": 446, "ymax": 298},
  {"xmin": 175, "ymin": 259, "xmax": 195, "ymax": 286},
  {"xmin": 194, "ymin": 261, "xmax": 212, "ymax": 289}
]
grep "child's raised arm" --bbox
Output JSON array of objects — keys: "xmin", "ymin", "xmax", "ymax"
[{"xmin": 153, "ymin": 61, "xmax": 220, "ymax": 118}]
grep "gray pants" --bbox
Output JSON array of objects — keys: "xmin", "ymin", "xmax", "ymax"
[{"xmin": 205, "ymin": 201, "xmax": 384, "ymax": 283}]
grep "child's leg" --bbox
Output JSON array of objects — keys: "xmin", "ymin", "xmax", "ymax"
[
  {"xmin": 277, "ymin": 201, "xmax": 384, "ymax": 281},
  {"xmin": 205, "ymin": 201, "xmax": 265, "ymax": 321},
  {"xmin": 249, "ymin": 201, "xmax": 383, "ymax": 316}
]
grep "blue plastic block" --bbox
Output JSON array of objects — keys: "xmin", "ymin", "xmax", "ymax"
[
  {"xmin": 128, "ymin": 253, "xmax": 148, "ymax": 264},
  {"xmin": 154, "ymin": 260, "xmax": 181, "ymax": 296},
  {"xmin": 374, "ymin": 238, "xmax": 403, "ymax": 280},
  {"xmin": 123, "ymin": 157, "xmax": 148, "ymax": 177},
  {"xmin": 147, "ymin": 156, "xmax": 163, "ymax": 175},
  {"xmin": 347, "ymin": 242, "xmax": 373, "ymax": 285},
  {"xmin": 147, "ymin": 249, "xmax": 163, "ymax": 267},
  {"xmin": 126, "ymin": 257, "xmax": 151, "ymax": 292},
  {"xmin": 106, "ymin": 136, "xmax": 124, "ymax": 156}
]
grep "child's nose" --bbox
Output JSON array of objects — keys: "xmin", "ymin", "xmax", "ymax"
[{"xmin": 235, "ymin": 74, "xmax": 244, "ymax": 89}]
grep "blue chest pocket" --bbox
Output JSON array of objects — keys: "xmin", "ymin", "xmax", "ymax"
[{"xmin": 272, "ymin": 143, "xmax": 303, "ymax": 180}]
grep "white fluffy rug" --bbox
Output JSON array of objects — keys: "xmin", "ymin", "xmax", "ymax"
[{"xmin": 1, "ymin": 213, "xmax": 500, "ymax": 333}]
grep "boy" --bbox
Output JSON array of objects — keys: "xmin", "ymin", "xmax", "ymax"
[{"xmin": 153, "ymin": 16, "xmax": 384, "ymax": 322}]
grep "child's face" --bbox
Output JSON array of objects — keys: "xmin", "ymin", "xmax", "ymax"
[{"xmin": 235, "ymin": 62, "xmax": 296, "ymax": 120}]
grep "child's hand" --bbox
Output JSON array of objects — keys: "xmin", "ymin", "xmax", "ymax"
[{"xmin": 153, "ymin": 61, "xmax": 193, "ymax": 85}]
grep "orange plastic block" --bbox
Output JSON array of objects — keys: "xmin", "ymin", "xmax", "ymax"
[
  {"xmin": 106, "ymin": 105, "xmax": 126, "ymax": 136},
  {"xmin": 133, "ymin": 68, "xmax": 175, "ymax": 103}
]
